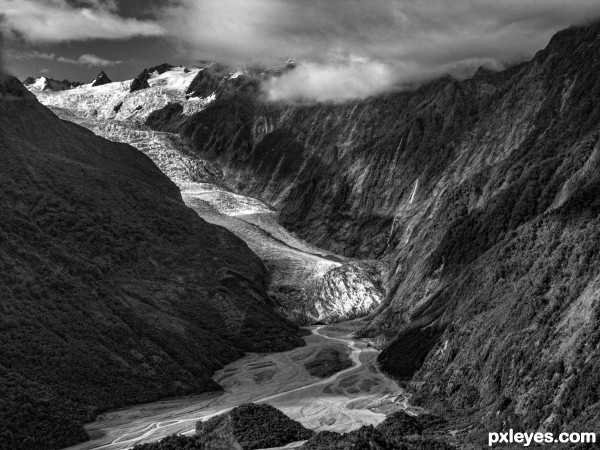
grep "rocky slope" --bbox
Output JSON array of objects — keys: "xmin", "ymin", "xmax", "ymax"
[
  {"xmin": 143, "ymin": 23, "xmax": 600, "ymax": 443},
  {"xmin": 0, "ymin": 75, "xmax": 302, "ymax": 450}
]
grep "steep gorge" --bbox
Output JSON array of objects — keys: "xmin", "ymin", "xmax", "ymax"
[
  {"xmin": 146, "ymin": 23, "xmax": 600, "ymax": 441},
  {"xmin": 0, "ymin": 75, "xmax": 302, "ymax": 450}
]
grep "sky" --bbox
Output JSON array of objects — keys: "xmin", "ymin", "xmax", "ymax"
[{"xmin": 2, "ymin": 0, "xmax": 600, "ymax": 101}]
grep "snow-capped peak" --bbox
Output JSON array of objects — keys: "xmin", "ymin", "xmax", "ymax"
[
  {"xmin": 90, "ymin": 71, "xmax": 112, "ymax": 87},
  {"xmin": 31, "ymin": 65, "xmax": 210, "ymax": 122},
  {"xmin": 23, "ymin": 76, "xmax": 81, "ymax": 92}
]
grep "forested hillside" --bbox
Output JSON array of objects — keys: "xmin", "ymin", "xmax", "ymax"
[{"xmin": 0, "ymin": 75, "xmax": 302, "ymax": 449}]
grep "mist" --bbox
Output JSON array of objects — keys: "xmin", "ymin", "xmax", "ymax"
[
  {"xmin": 263, "ymin": 61, "xmax": 398, "ymax": 103},
  {"xmin": 162, "ymin": 0, "xmax": 600, "ymax": 102}
]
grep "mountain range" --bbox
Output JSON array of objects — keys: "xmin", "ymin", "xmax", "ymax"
[
  {"xmin": 8, "ymin": 20, "xmax": 600, "ymax": 450},
  {"xmin": 22, "ymin": 76, "xmax": 82, "ymax": 91},
  {"xmin": 143, "ymin": 22, "xmax": 600, "ymax": 443}
]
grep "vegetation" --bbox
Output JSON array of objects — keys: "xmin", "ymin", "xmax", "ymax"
[
  {"xmin": 0, "ymin": 81, "xmax": 302, "ymax": 449},
  {"xmin": 300, "ymin": 426, "xmax": 396, "ymax": 450},
  {"xmin": 373, "ymin": 23, "xmax": 600, "ymax": 442},
  {"xmin": 132, "ymin": 435, "xmax": 205, "ymax": 450},
  {"xmin": 377, "ymin": 412, "xmax": 424, "ymax": 438},
  {"xmin": 300, "ymin": 423, "xmax": 455, "ymax": 450},
  {"xmin": 196, "ymin": 403, "xmax": 314, "ymax": 449}
]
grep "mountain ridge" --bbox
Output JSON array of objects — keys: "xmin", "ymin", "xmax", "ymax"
[
  {"xmin": 142, "ymin": 22, "xmax": 600, "ymax": 442},
  {"xmin": 90, "ymin": 70, "xmax": 111, "ymax": 87}
]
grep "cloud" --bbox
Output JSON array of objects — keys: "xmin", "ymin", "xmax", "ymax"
[
  {"xmin": 262, "ymin": 57, "xmax": 508, "ymax": 103},
  {"xmin": 3, "ymin": 49, "xmax": 56, "ymax": 61},
  {"xmin": 160, "ymin": 0, "xmax": 600, "ymax": 101},
  {"xmin": 0, "ymin": 0, "xmax": 164, "ymax": 42},
  {"xmin": 263, "ymin": 61, "xmax": 399, "ymax": 103},
  {"xmin": 39, "ymin": 68, "xmax": 50, "ymax": 74},
  {"xmin": 5, "ymin": 0, "xmax": 600, "ymax": 101},
  {"xmin": 163, "ymin": 0, "xmax": 600, "ymax": 64},
  {"xmin": 57, "ymin": 53, "xmax": 121, "ymax": 67}
]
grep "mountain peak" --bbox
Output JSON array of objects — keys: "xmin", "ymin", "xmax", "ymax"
[
  {"xmin": 91, "ymin": 71, "xmax": 112, "ymax": 87},
  {"xmin": 130, "ymin": 63, "xmax": 173, "ymax": 93}
]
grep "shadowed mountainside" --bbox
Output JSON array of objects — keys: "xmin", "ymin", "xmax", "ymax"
[
  {"xmin": 145, "ymin": 23, "xmax": 600, "ymax": 442},
  {"xmin": 0, "ymin": 75, "xmax": 302, "ymax": 450}
]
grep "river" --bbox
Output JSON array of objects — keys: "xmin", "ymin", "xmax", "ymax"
[{"xmin": 66, "ymin": 322, "xmax": 406, "ymax": 449}]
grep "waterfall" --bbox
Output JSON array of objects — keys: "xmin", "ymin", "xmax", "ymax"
[
  {"xmin": 387, "ymin": 177, "xmax": 420, "ymax": 251},
  {"xmin": 409, "ymin": 178, "xmax": 419, "ymax": 204}
]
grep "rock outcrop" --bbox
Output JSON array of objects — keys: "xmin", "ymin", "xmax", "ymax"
[
  {"xmin": 144, "ymin": 22, "xmax": 600, "ymax": 440},
  {"xmin": 0, "ymin": 76, "xmax": 302, "ymax": 450}
]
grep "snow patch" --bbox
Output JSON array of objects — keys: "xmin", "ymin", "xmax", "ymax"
[{"xmin": 148, "ymin": 67, "xmax": 200, "ymax": 90}]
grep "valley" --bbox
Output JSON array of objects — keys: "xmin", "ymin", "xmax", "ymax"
[
  {"xmin": 17, "ymin": 23, "xmax": 600, "ymax": 448},
  {"xmin": 65, "ymin": 323, "xmax": 407, "ymax": 450},
  {"xmin": 30, "ymin": 73, "xmax": 397, "ymax": 449},
  {"xmin": 44, "ymin": 80, "xmax": 385, "ymax": 325}
]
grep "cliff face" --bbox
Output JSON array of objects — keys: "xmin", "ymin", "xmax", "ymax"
[
  {"xmin": 0, "ymin": 76, "xmax": 302, "ymax": 449},
  {"xmin": 146, "ymin": 23, "xmax": 600, "ymax": 436}
]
